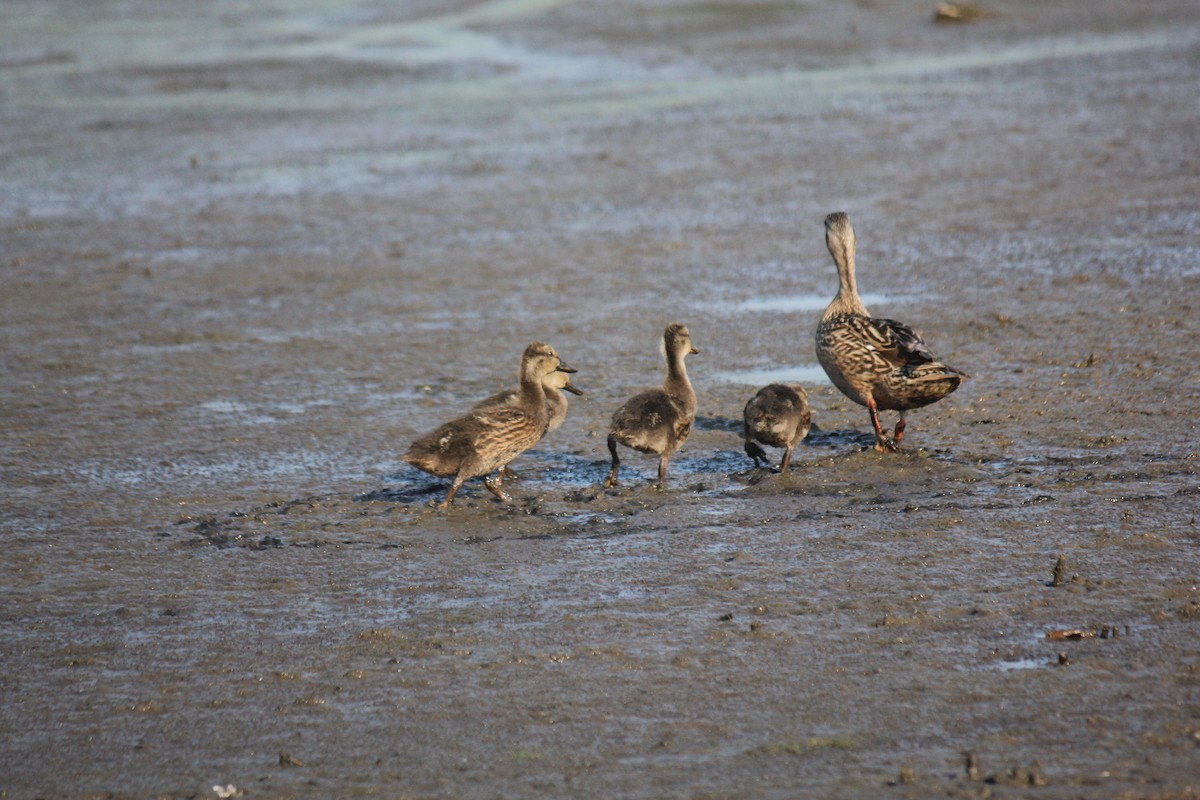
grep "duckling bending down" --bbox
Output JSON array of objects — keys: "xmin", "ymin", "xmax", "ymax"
[
  {"xmin": 815, "ymin": 212, "xmax": 967, "ymax": 452},
  {"xmin": 743, "ymin": 383, "xmax": 811, "ymax": 473},
  {"xmin": 604, "ymin": 323, "xmax": 699, "ymax": 490},
  {"xmin": 403, "ymin": 342, "xmax": 575, "ymax": 507}
]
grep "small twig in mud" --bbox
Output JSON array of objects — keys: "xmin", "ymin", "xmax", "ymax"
[
  {"xmin": 1046, "ymin": 625, "xmax": 1122, "ymax": 641},
  {"xmin": 934, "ymin": 2, "xmax": 993, "ymax": 23},
  {"xmin": 964, "ymin": 751, "xmax": 981, "ymax": 781},
  {"xmin": 1046, "ymin": 628, "xmax": 1095, "ymax": 641}
]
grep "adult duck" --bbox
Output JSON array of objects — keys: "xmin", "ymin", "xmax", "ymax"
[{"xmin": 815, "ymin": 212, "xmax": 966, "ymax": 452}]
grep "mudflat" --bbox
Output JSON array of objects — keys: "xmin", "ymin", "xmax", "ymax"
[{"xmin": 2, "ymin": 1, "xmax": 1198, "ymax": 797}]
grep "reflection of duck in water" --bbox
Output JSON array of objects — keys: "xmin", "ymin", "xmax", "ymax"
[
  {"xmin": 604, "ymin": 323, "xmax": 698, "ymax": 490},
  {"xmin": 742, "ymin": 383, "xmax": 811, "ymax": 473},
  {"xmin": 403, "ymin": 342, "xmax": 575, "ymax": 507},
  {"xmin": 815, "ymin": 212, "xmax": 966, "ymax": 452}
]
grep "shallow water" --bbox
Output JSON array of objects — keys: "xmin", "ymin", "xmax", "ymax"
[
  {"xmin": 715, "ymin": 364, "xmax": 829, "ymax": 387},
  {"xmin": 3, "ymin": 1, "xmax": 1200, "ymax": 798}
]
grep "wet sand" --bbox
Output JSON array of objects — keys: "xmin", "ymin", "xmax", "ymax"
[{"xmin": 2, "ymin": 1, "xmax": 1199, "ymax": 797}]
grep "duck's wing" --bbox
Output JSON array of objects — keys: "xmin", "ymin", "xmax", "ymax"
[
  {"xmin": 861, "ymin": 315, "xmax": 968, "ymax": 380},
  {"xmin": 471, "ymin": 404, "xmax": 535, "ymax": 430},
  {"xmin": 853, "ymin": 316, "xmax": 936, "ymax": 366},
  {"xmin": 471, "ymin": 388, "xmax": 518, "ymax": 412}
]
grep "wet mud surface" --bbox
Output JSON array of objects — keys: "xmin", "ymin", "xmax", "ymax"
[{"xmin": 3, "ymin": 1, "xmax": 1200, "ymax": 798}]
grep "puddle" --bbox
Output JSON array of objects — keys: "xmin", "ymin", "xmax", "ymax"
[
  {"xmin": 715, "ymin": 364, "xmax": 829, "ymax": 387},
  {"xmin": 194, "ymin": 398, "xmax": 338, "ymax": 425},
  {"xmin": 992, "ymin": 656, "xmax": 1053, "ymax": 672},
  {"xmin": 723, "ymin": 292, "xmax": 899, "ymax": 314}
]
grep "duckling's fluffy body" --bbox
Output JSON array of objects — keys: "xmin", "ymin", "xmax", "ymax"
[
  {"xmin": 605, "ymin": 323, "xmax": 698, "ymax": 489},
  {"xmin": 815, "ymin": 212, "xmax": 966, "ymax": 452},
  {"xmin": 403, "ymin": 342, "xmax": 574, "ymax": 506},
  {"xmin": 743, "ymin": 382, "xmax": 811, "ymax": 472}
]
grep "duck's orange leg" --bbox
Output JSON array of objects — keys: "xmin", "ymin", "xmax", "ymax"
[{"xmin": 867, "ymin": 397, "xmax": 898, "ymax": 453}]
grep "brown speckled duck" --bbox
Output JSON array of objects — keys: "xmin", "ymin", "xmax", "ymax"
[
  {"xmin": 815, "ymin": 212, "xmax": 966, "ymax": 452},
  {"xmin": 403, "ymin": 342, "xmax": 575, "ymax": 507},
  {"xmin": 604, "ymin": 323, "xmax": 698, "ymax": 490},
  {"xmin": 743, "ymin": 383, "xmax": 811, "ymax": 473}
]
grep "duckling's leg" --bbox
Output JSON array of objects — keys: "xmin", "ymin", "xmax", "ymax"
[
  {"xmin": 867, "ymin": 397, "xmax": 898, "ymax": 453},
  {"xmin": 484, "ymin": 471, "xmax": 513, "ymax": 503},
  {"xmin": 440, "ymin": 475, "xmax": 466, "ymax": 508},
  {"xmin": 604, "ymin": 434, "xmax": 621, "ymax": 487},
  {"xmin": 744, "ymin": 440, "xmax": 771, "ymax": 469},
  {"xmin": 893, "ymin": 415, "xmax": 907, "ymax": 445},
  {"xmin": 779, "ymin": 445, "xmax": 795, "ymax": 474},
  {"xmin": 655, "ymin": 454, "xmax": 669, "ymax": 491}
]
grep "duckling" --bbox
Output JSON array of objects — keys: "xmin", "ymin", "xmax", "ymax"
[
  {"xmin": 743, "ymin": 383, "xmax": 811, "ymax": 473},
  {"xmin": 472, "ymin": 366, "xmax": 584, "ymax": 480},
  {"xmin": 403, "ymin": 342, "xmax": 574, "ymax": 507},
  {"xmin": 815, "ymin": 212, "xmax": 967, "ymax": 452},
  {"xmin": 604, "ymin": 323, "xmax": 699, "ymax": 490},
  {"xmin": 472, "ymin": 366, "xmax": 584, "ymax": 434}
]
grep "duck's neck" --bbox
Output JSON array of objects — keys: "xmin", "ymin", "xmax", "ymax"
[
  {"xmin": 520, "ymin": 370, "xmax": 549, "ymax": 423},
  {"xmin": 544, "ymin": 386, "xmax": 566, "ymax": 415},
  {"xmin": 664, "ymin": 349, "xmax": 695, "ymax": 409},
  {"xmin": 825, "ymin": 239, "xmax": 869, "ymax": 319}
]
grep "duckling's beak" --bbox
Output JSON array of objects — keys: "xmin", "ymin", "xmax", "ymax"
[
  {"xmin": 563, "ymin": 380, "xmax": 584, "ymax": 396},
  {"xmin": 690, "ymin": 345, "xmax": 700, "ymax": 355},
  {"xmin": 556, "ymin": 360, "xmax": 577, "ymax": 374}
]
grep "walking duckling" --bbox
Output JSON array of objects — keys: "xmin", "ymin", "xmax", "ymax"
[
  {"xmin": 403, "ymin": 342, "xmax": 575, "ymax": 507},
  {"xmin": 815, "ymin": 212, "xmax": 966, "ymax": 452},
  {"xmin": 604, "ymin": 323, "xmax": 698, "ymax": 490},
  {"xmin": 742, "ymin": 383, "xmax": 811, "ymax": 473}
]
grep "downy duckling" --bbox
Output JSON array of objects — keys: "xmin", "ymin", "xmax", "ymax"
[
  {"xmin": 604, "ymin": 323, "xmax": 699, "ymax": 490},
  {"xmin": 743, "ymin": 383, "xmax": 811, "ymax": 473},
  {"xmin": 403, "ymin": 342, "xmax": 574, "ymax": 507},
  {"xmin": 815, "ymin": 212, "xmax": 967, "ymax": 452}
]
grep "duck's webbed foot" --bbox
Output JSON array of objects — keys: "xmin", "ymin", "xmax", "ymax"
[
  {"xmin": 892, "ymin": 416, "xmax": 907, "ymax": 446},
  {"xmin": 484, "ymin": 474, "xmax": 513, "ymax": 503}
]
